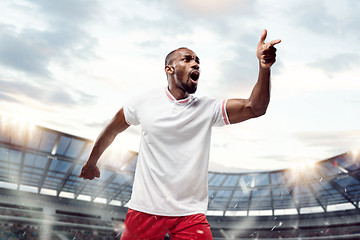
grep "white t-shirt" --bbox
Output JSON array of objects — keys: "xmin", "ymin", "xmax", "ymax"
[{"xmin": 123, "ymin": 87, "xmax": 230, "ymax": 216}]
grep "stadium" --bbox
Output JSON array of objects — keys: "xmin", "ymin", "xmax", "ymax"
[
  {"xmin": 1, "ymin": 0, "xmax": 359, "ymax": 239},
  {"xmin": 1, "ymin": 115, "xmax": 359, "ymax": 240}
]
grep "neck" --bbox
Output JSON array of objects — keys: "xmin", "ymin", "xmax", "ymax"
[{"xmin": 167, "ymin": 82, "xmax": 189, "ymax": 100}]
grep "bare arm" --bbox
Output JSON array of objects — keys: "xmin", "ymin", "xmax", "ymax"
[
  {"xmin": 79, "ymin": 108, "xmax": 130, "ymax": 180},
  {"xmin": 226, "ymin": 29, "xmax": 281, "ymax": 124}
]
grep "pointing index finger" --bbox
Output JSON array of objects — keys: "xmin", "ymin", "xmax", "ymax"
[{"xmin": 267, "ymin": 39, "xmax": 281, "ymax": 48}]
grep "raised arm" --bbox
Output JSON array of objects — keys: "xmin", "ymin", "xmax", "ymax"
[
  {"xmin": 79, "ymin": 108, "xmax": 130, "ymax": 180},
  {"xmin": 226, "ymin": 29, "xmax": 281, "ymax": 124}
]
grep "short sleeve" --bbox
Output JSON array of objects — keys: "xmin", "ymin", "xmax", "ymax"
[
  {"xmin": 212, "ymin": 99, "xmax": 230, "ymax": 127},
  {"xmin": 123, "ymin": 97, "xmax": 140, "ymax": 126}
]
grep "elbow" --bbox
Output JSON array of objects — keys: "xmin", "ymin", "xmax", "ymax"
[
  {"xmin": 252, "ymin": 108, "xmax": 267, "ymax": 118},
  {"xmin": 250, "ymin": 103, "xmax": 269, "ymax": 118}
]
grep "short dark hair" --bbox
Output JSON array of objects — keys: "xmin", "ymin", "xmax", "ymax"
[{"xmin": 165, "ymin": 47, "xmax": 189, "ymax": 66}]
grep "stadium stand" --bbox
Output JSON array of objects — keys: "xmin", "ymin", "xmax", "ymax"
[{"xmin": 0, "ymin": 115, "xmax": 359, "ymax": 239}]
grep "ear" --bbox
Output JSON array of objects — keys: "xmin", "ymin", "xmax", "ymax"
[{"xmin": 165, "ymin": 65, "xmax": 174, "ymax": 75}]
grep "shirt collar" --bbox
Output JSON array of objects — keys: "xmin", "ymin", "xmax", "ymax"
[{"xmin": 165, "ymin": 87, "xmax": 192, "ymax": 104}]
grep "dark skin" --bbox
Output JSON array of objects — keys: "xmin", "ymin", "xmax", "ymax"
[
  {"xmin": 165, "ymin": 50, "xmax": 201, "ymax": 98},
  {"xmin": 227, "ymin": 29, "xmax": 281, "ymax": 123},
  {"xmin": 79, "ymin": 108, "xmax": 129, "ymax": 180},
  {"xmin": 79, "ymin": 29, "xmax": 281, "ymax": 180}
]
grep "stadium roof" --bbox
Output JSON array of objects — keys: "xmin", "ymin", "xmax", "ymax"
[{"xmin": 0, "ymin": 115, "xmax": 359, "ymax": 216}]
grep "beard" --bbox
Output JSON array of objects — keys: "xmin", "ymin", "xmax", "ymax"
[
  {"xmin": 175, "ymin": 72, "xmax": 197, "ymax": 94},
  {"xmin": 182, "ymin": 81, "xmax": 197, "ymax": 94}
]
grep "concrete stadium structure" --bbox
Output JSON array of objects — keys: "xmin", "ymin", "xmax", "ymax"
[{"xmin": 0, "ymin": 115, "xmax": 359, "ymax": 239}]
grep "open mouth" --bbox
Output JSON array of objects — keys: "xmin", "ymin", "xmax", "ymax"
[{"xmin": 190, "ymin": 70, "xmax": 200, "ymax": 83}]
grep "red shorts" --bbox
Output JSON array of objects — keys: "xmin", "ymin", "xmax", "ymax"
[{"xmin": 120, "ymin": 209, "xmax": 213, "ymax": 240}]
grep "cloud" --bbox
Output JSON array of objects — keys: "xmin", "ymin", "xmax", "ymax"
[
  {"xmin": 219, "ymin": 40, "xmax": 283, "ymax": 89},
  {"xmin": 294, "ymin": 130, "xmax": 360, "ymax": 154},
  {"xmin": 35, "ymin": 0, "xmax": 100, "ymax": 23},
  {"xmin": 285, "ymin": 1, "xmax": 339, "ymax": 35},
  {"xmin": 117, "ymin": 15, "xmax": 195, "ymax": 37},
  {"xmin": 309, "ymin": 53, "xmax": 359, "ymax": 74},
  {"xmin": 0, "ymin": 0, "xmax": 99, "ymax": 112},
  {"xmin": 96, "ymin": 0, "xmax": 262, "ymax": 91},
  {"xmin": 220, "ymin": 47, "xmax": 258, "ymax": 87},
  {"xmin": 283, "ymin": 0, "xmax": 360, "ymax": 41},
  {"xmin": 175, "ymin": 0, "xmax": 256, "ymax": 18},
  {"xmin": 0, "ymin": 1, "xmax": 98, "ymax": 79},
  {"xmin": 212, "ymin": 28, "xmax": 283, "ymax": 90},
  {"xmin": 47, "ymin": 90, "xmax": 77, "ymax": 105},
  {"xmin": 347, "ymin": 1, "xmax": 360, "ymax": 39},
  {"xmin": 85, "ymin": 120, "xmax": 108, "ymax": 129},
  {"xmin": 0, "ymin": 79, "xmax": 96, "ymax": 107},
  {"xmin": 76, "ymin": 90, "xmax": 98, "ymax": 105},
  {"xmin": 112, "ymin": 0, "xmax": 257, "ymax": 41},
  {"xmin": 0, "ymin": 78, "xmax": 41, "ymax": 103},
  {"xmin": 0, "ymin": 92, "xmax": 20, "ymax": 103},
  {"xmin": 0, "ymin": 25, "xmax": 53, "ymax": 78},
  {"xmin": 136, "ymin": 40, "xmax": 165, "ymax": 49}
]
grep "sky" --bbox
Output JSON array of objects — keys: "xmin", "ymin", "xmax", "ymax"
[{"xmin": 0, "ymin": 0, "xmax": 359, "ymax": 172}]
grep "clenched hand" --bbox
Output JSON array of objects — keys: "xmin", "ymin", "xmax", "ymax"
[{"xmin": 257, "ymin": 29, "xmax": 281, "ymax": 69}]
